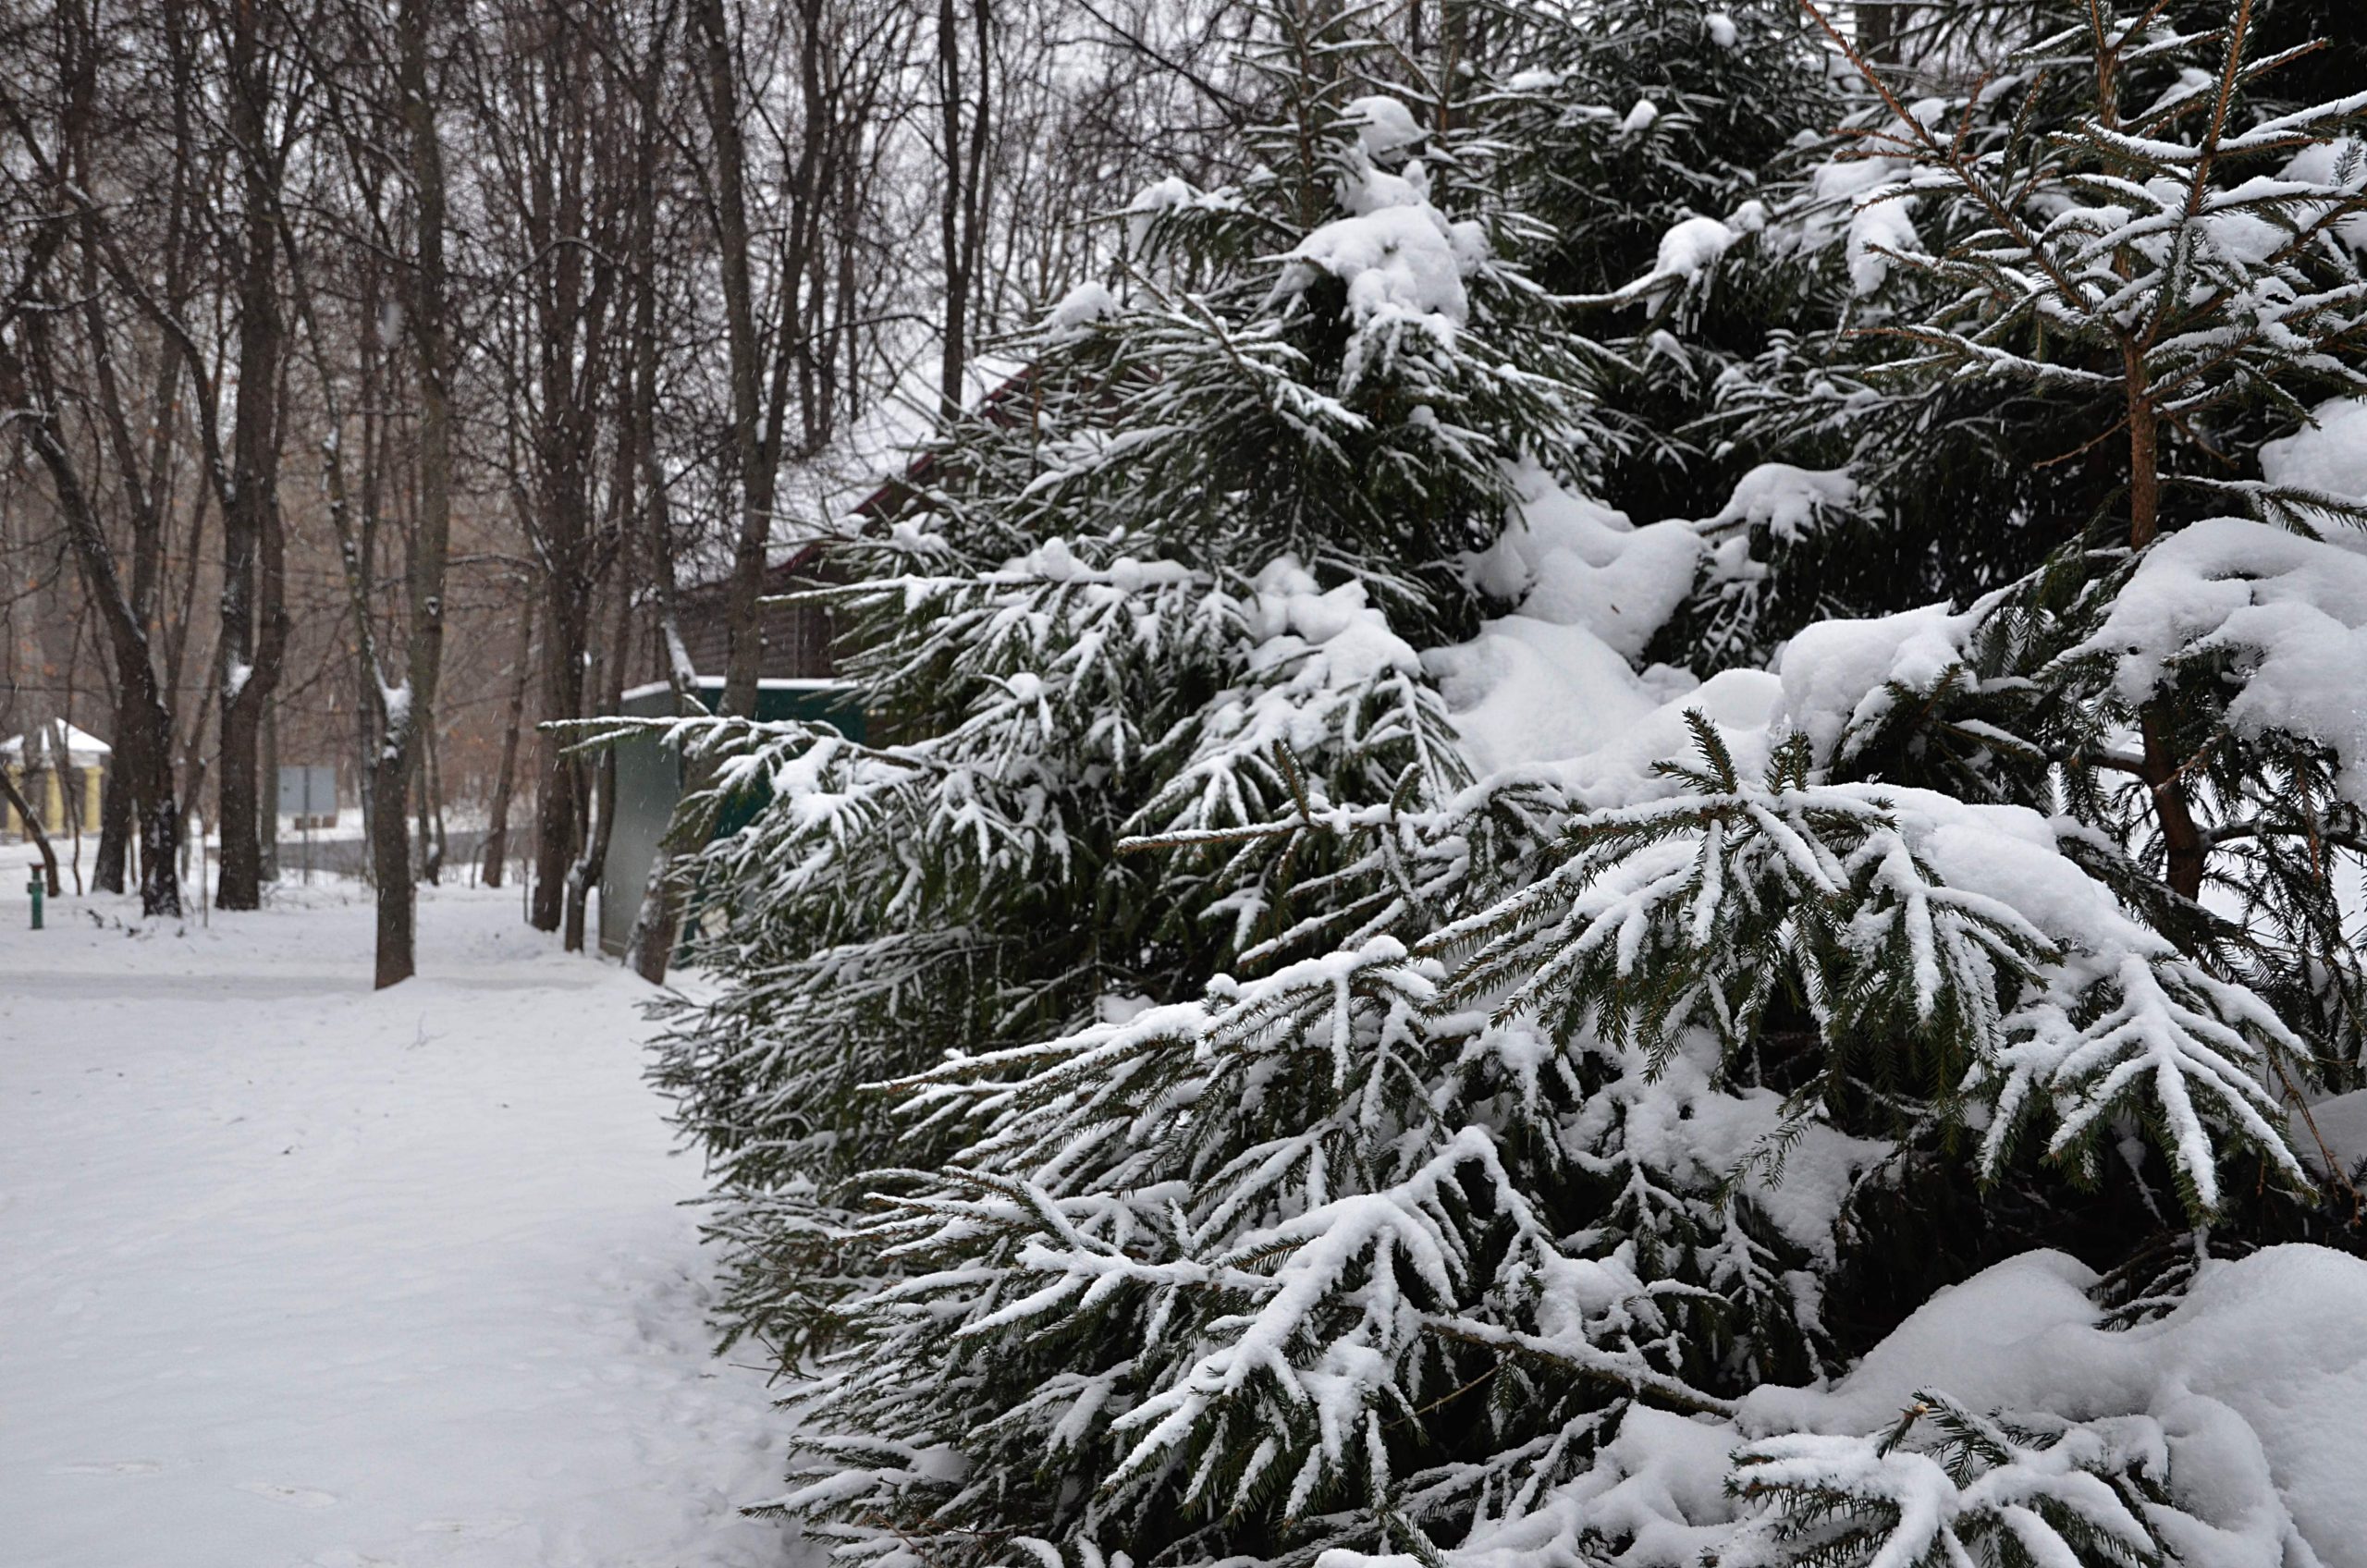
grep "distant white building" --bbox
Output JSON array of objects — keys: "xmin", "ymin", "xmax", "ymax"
[{"xmin": 2, "ymin": 723, "xmax": 110, "ymax": 839}]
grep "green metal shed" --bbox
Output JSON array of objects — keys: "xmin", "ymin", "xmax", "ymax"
[{"xmin": 597, "ymin": 677, "xmax": 865, "ymax": 958}]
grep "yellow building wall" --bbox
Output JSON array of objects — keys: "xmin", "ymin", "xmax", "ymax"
[{"xmin": 2, "ymin": 764, "xmax": 104, "ymax": 838}]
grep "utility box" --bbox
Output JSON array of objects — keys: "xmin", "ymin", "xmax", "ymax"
[{"xmin": 596, "ymin": 679, "xmax": 863, "ymax": 958}]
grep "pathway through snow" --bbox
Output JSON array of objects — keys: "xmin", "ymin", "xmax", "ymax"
[{"xmin": 0, "ymin": 883, "xmax": 803, "ymax": 1568}]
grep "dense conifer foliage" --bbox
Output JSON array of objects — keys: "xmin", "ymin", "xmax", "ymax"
[{"xmin": 637, "ymin": 3, "xmax": 2367, "ymax": 1563}]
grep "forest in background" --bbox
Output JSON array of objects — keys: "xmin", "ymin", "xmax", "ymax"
[{"xmin": 0, "ymin": 0, "xmax": 1246, "ymax": 976}]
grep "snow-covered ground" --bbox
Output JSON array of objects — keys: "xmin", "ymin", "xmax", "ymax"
[{"xmin": 0, "ymin": 882, "xmax": 803, "ymax": 1568}]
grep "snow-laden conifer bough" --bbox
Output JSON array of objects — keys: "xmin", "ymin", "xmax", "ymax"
[{"xmin": 602, "ymin": 2, "xmax": 2367, "ymax": 1564}]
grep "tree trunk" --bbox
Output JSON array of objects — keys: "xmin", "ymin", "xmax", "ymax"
[
  {"xmin": 370, "ymin": 733, "xmax": 413, "ymax": 982},
  {"xmin": 529, "ymin": 575, "xmax": 587, "ymax": 929},
  {"xmin": 481, "ymin": 601, "xmax": 534, "ymax": 888},
  {"xmin": 520, "ymin": 65, "xmax": 598, "ymax": 933},
  {"xmin": 1858, "ymin": 2, "xmax": 1909, "ymax": 66},
  {"xmin": 2117, "ymin": 378, "xmax": 2205, "ymax": 903},
  {"xmin": 694, "ymin": 0, "xmax": 774, "ymax": 719},
  {"xmin": 52, "ymin": 719, "xmax": 85, "ymax": 897},
  {"xmin": 937, "ymin": 0, "xmax": 991, "ymax": 421},
  {"xmin": 563, "ymin": 549, "xmax": 634, "ymax": 953},
  {"xmin": 95, "ymin": 755, "xmax": 130, "ymax": 894},
  {"xmin": 413, "ymin": 741, "xmax": 433, "ymax": 885},
  {"xmin": 375, "ymin": 0, "xmax": 455, "ymax": 989},
  {"xmin": 2127, "ymin": 406, "xmax": 2163, "ymax": 551},
  {"xmin": 259, "ymin": 694, "xmax": 279, "ymax": 884},
  {"xmin": 423, "ymin": 724, "xmax": 448, "ymax": 884},
  {"xmin": 0, "ymin": 340, "xmax": 183, "ymax": 918},
  {"xmin": 2141, "ymin": 707, "xmax": 2208, "ymax": 903},
  {"xmin": 34, "ymin": 0, "xmax": 185, "ymax": 913},
  {"xmin": 561, "ymin": 746, "xmax": 609, "ymax": 954},
  {"xmin": 175, "ymin": 644, "xmax": 216, "ymax": 906},
  {"xmin": 215, "ymin": 0, "xmax": 289, "ymax": 913},
  {"xmin": 620, "ymin": 7, "xmax": 693, "ymax": 983},
  {"xmin": 1, "ymin": 766, "xmax": 63, "ymax": 899}
]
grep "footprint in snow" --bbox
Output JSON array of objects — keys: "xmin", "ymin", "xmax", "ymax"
[
  {"xmin": 412, "ymin": 1515, "xmax": 522, "ymax": 1537},
  {"xmin": 237, "ymin": 1481, "xmax": 339, "ymax": 1509},
  {"xmin": 50, "ymin": 1459, "xmax": 163, "ymax": 1476}
]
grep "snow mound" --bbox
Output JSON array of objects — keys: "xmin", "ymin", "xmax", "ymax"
[
  {"xmin": 1740, "ymin": 1244, "xmax": 2367, "ymax": 1554},
  {"xmin": 1426, "ymin": 618, "xmax": 1665, "ymax": 778},
  {"xmin": 1846, "ymin": 187, "xmax": 1920, "ymax": 295},
  {"xmin": 1331, "ymin": 1245, "xmax": 2367, "ymax": 1568},
  {"xmin": 1427, "ymin": 464, "xmax": 1707, "ymax": 777},
  {"xmin": 1654, "ymin": 214, "xmax": 1735, "ymax": 279},
  {"xmin": 2074, "ymin": 516, "xmax": 2367, "ymax": 802},
  {"xmin": 1469, "ymin": 462, "xmax": 1703, "ymax": 661},
  {"xmin": 1554, "ymin": 668, "xmax": 1784, "ymax": 804},
  {"xmin": 1041, "ymin": 280, "xmax": 1117, "ymax": 341},
  {"xmin": 2279, "ymin": 136, "xmax": 2367, "ymax": 251},
  {"xmin": 1593, "ymin": 214, "xmax": 1740, "ymax": 304},
  {"xmin": 1776, "ymin": 601, "xmax": 1976, "ymax": 764},
  {"xmin": 1123, "ymin": 174, "xmax": 1236, "ymax": 248},
  {"xmin": 1343, "ymin": 93, "xmax": 1425, "ymax": 157},
  {"xmin": 1607, "ymin": 1042, "xmax": 1888, "ymax": 1258},
  {"xmin": 1288, "ymin": 200, "xmax": 1470, "ymax": 330},
  {"xmin": 2261, "ymin": 397, "xmax": 2367, "ymax": 503},
  {"xmin": 1703, "ymin": 461, "xmax": 1857, "ymax": 543},
  {"xmin": 1245, "ymin": 557, "xmax": 1421, "ymax": 690},
  {"xmin": 1793, "ymin": 152, "xmax": 1918, "ymax": 276}
]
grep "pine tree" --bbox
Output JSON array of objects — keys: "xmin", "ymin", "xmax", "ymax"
[
  {"xmin": 1491, "ymin": 0, "xmax": 1838, "ymax": 531},
  {"xmin": 632, "ymin": 0, "xmax": 1598, "ymax": 1366},
  {"xmin": 645, "ymin": 3, "xmax": 2367, "ymax": 1565},
  {"xmin": 1676, "ymin": 0, "xmax": 2367, "ymax": 667}
]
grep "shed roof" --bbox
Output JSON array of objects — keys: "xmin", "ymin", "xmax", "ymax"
[{"xmin": 1, "ymin": 722, "xmax": 112, "ymax": 765}]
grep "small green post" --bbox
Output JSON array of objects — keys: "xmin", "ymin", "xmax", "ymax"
[{"xmin": 27, "ymin": 873, "xmax": 43, "ymax": 930}]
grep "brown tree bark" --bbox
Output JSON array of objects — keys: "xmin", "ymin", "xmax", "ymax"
[
  {"xmin": 417, "ymin": 726, "xmax": 447, "ymax": 886},
  {"xmin": 527, "ymin": 581, "xmax": 588, "ymax": 929},
  {"xmin": 481, "ymin": 601, "xmax": 535, "ymax": 888},
  {"xmin": 563, "ymin": 565, "xmax": 633, "ymax": 954},
  {"xmin": 619, "ymin": 0, "xmax": 695, "ymax": 982},
  {"xmin": 2119, "ymin": 356, "xmax": 2208, "ymax": 904},
  {"xmin": 937, "ymin": 0, "xmax": 993, "ymax": 421},
  {"xmin": 213, "ymin": 0, "xmax": 292, "ymax": 912},
  {"xmin": 95, "ymin": 760, "xmax": 131, "ymax": 894},
  {"xmin": 259, "ymin": 694, "xmax": 279, "ymax": 885},
  {"xmin": 694, "ymin": 0, "xmax": 777, "ymax": 719},
  {"xmin": 0, "ymin": 336, "xmax": 185, "ymax": 918},
  {"xmin": 372, "ymin": 0, "xmax": 455, "ymax": 988},
  {"xmin": 0, "ymin": 765, "xmax": 63, "ymax": 900}
]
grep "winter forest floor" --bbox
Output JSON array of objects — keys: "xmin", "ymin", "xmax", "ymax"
[{"xmin": 0, "ymin": 882, "xmax": 805, "ymax": 1568}]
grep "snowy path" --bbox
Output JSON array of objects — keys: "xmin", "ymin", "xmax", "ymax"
[{"xmin": 0, "ymin": 885, "xmax": 802, "ymax": 1568}]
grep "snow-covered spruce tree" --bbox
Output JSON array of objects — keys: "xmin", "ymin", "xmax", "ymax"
[
  {"xmin": 1655, "ymin": 0, "xmax": 2367, "ymax": 672},
  {"xmin": 1633, "ymin": 0, "xmax": 2367, "ymax": 1264},
  {"xmin": 1486, "ymin": 0, "xmax": 1838, "ymax": 532},
  {"xmin": 698, "ymin": 6, "xmax": 2367, "ymax": 1567},
  {"xmin": 632, "ymin": 1, "xmax": 1597, "ymax": 1363},
  {"xmin": 1433, "ymin": 5, "xmax": 2367, "ymax": 1562},
  {"xmin": 1715, "ymin": 0, "xmax": 2367, "ymax": 1086}
]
